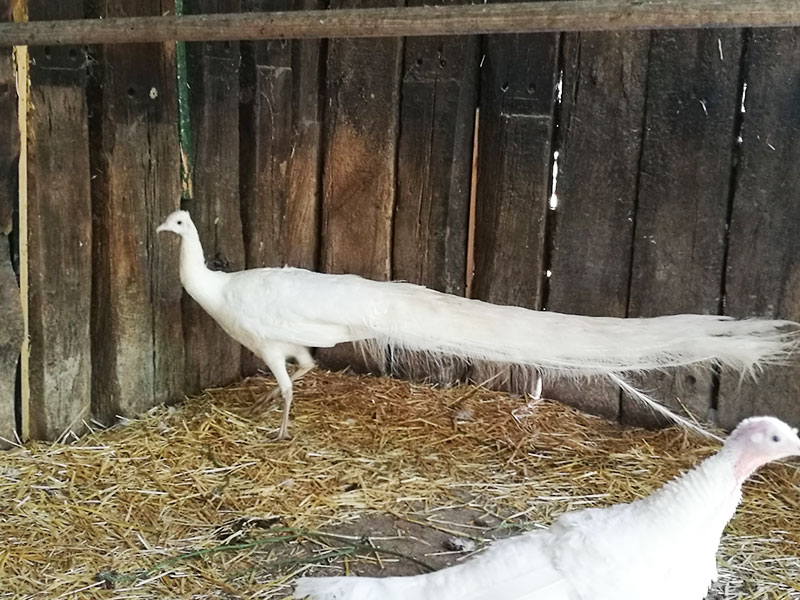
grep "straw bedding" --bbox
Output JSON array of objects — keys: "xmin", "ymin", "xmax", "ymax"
[{"xmin": 0, "ymin": 371, "xmax": 798, "ymax": 599}]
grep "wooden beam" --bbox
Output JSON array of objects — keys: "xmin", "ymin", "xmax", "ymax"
[{"xmin": 1, "ymin": 1, "xmax": 799, "ymax": 46}]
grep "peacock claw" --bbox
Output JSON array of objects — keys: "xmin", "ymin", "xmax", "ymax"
[{"xmin": 271, "ymin": 431, "xmax": 292, "ymax": 443}]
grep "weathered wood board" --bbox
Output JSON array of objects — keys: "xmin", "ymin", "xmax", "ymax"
[
  {"xmin": 719, "ymin": 28, "xmax": 800, "ymax": 428},
  {"xmin": 239, "ymin": 0, "xmax": 324, "ymax": 376},
  {"xmin": 317, "ymin": 0, "xmax": 402, "ymax": 373},
  {"xmin": 623, "ymin": 29, "xmax": 743, "ymax": 427},
  {"xmin": 91, "ymin": 0, "xmax": 184, "ymax": 424},
  {"xmin": 545, "ymin": 31, "xmax": 649, "ymax": 420},
  {"xmin": 182, "ymin": 0, "xmax": 245, "ymax": 394},
  {"xmin": 25, "ymin": 0, "xmax": 93, "ymax": 440},
  {"xmin": 0, "ymin": 0, "xmax": 21, "ymax": 446},
  {"xmin": 469, "ymin": 32, "xmax": 559, "ymax": 394},
  {"xmin": 391, "ymin": 0, "xmax": 478, "ymax": 385},
  {"xmin": 0, "ymin": 248, "xmax": 20, "ymax": 448}
]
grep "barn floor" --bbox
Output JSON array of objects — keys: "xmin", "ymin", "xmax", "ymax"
[{"xmin": 1, "ymin": 371, "xmax": 798, "ymax": 599}]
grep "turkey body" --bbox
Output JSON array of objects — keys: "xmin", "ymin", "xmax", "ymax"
[
  {"xmin": 296, "ymin": 417, "xmax": 800, "ymax": 600},
  {"xmin": 296, "ymin": 451, "xmax": 740, "ymax": 600}
]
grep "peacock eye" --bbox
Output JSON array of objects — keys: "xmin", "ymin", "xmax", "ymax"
[
  {"xmin": 772, "ymin": 435, "xmax": 780, "ymax": 443},
  {"xmin": 177, "ymin": 220, "xmax": 183, "ymax": 225}
]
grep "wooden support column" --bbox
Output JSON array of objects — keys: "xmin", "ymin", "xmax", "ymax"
[
  {"xmin": 25, "ymin": 0, "xmax": 93, "ymax": 440},
  {"xmin": 719, "ymin": 28, "xmax": 800, "ymax": 428},
  {"xmin": 317, "ymin": 0, "xmax": 403, "ymax": 373},
  {"xmin": 91, "ymin": 0, "xmax": 184, "ymax": 423},
  {"xmin": 623, "ymin": 29, "xmax": 743, "ymax": 426},
  {"xmin": 546, "ymin": 30, "xmax": 649, "ymax": 420},
  {"xmin": 391, "ymin": 0, "xmax": 479, "ymax": 385},
  {"xmin": 181, "ymin": 0, "xmax": 245, "ymax": 393}
]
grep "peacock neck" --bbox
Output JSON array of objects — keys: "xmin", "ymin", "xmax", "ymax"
[{"xmin": 179, "ymin": 228, "xmax": 211, "ymax": 289}]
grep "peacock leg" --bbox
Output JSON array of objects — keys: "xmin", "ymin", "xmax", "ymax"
[
  {"xmin": 252, "ymin": 352, "xmax": 316, "ymax": 415},
  {"xmin": 256, "ymin": 348, "xmax": 317, "ymax": 440}
]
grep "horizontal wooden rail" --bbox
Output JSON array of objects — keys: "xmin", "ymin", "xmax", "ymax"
[{"xmin": 0, "ymin": 1, "xmax": 799, "ymax": 46}]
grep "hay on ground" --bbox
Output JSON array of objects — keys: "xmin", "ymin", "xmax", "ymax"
[{"xmin": 0, "ymin": 371, "xmax": 797, "ymax": 599}]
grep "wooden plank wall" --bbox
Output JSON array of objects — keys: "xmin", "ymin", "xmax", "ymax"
[
  {"xmin": 546, "ymin": 31, "xmax": 648, "ymax": 420},
  {"xmin": 26, "ymin": 0, "xmax": 92, "ymax": 440},
  {"xmin": 390, "ymin": 0, "xmax": 477, "ymax": 384},
  {"xmin": 6, "ymin": 1, "xmax": 800, "ymax": 442},
  {"xmin": 0, "ymin": 0, "xmax": 23, "ymax": 447},
  {"xmin": 623, "ymin": 29, "xmax": 745, "ymax": 426},
  {"xmin": 470, "ymin": 30, "xmax": 559, "ymax": 394},
  {"xmin": 718, "ymin": 28, "xmax": 800, "ymax": 429}
]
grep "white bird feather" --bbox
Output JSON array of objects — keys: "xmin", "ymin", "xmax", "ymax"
[
  {"xmin": 157, "ymin": 210, "xmax": 798, "ymax": 438},
  {"xmin": 294, "ymin": 416, "xmax": 800, "ymax": 600}
]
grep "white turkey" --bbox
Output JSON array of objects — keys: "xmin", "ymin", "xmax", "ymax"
[
  {"xmin": 157, "ymin": 210, "xmax": 797, "ymax": 439},
  {"xmin": 294, "ymin": 416, "xmax": 800, "ymax": 600}
]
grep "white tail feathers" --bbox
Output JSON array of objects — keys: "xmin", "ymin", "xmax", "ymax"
[
  {"xmin": 347, "ymin": 280, "xmax": 798, "ymax": 431},
  {"xmin": 365, "ymin": 283, "xmax": 798, "ymax": 376}
]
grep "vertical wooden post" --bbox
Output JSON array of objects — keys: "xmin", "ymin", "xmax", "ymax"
[
  {"xmin": 181, "ymin": 0, "xmax": 245, "ymax": 394},
  {"xmin": 623, "ymin": 29, "xmax": 743, "ymax": 426},
  {"xmin": 391, "ymin": 0, "xmax": 479, "ymax": 384},
  {"xmin": 91, "ymin": 0, "xmax": 184, "ymax": 423},
  {"xmin": 239, "ymin": 0, "xmax": 324, "ymax": 375},
  {"xmin": 318, "ymin": 0, "xmax": 403, "ymax": 373},
  {"xmin": 0, "ymin": 0, "xmax": 23, "ymax": 447},
  {"xmin": 719, "ymin": 28, "xmax": 800, "ymax": 428},
  {"xmin": 545, "ymin": 31, "xmax": 649, "ymax": 420},
  {"xmin": 24, "ymin": 0, "xmax": 93, "ymax": 440},
  {"xmin": 469, "ymin": 29, "xmax": 559, "ymax": 393}
]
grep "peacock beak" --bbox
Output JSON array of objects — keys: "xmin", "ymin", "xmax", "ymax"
[{"xmin": 156, "ymin": 222, "xmax": 170, "ymax": 233}]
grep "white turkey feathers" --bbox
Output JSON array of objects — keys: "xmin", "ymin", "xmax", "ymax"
[
  {"xmin": 157, "ymin": 210, "xmax": 798, "ymax": 438},
  {"xmin": 294, "ymin": 416, "xmax": 800, "ymax": 600}
]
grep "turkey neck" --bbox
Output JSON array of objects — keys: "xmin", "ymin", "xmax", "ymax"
[{"xmin": 641, "ymin": 450, "xmax": 741, "ymax": 533}]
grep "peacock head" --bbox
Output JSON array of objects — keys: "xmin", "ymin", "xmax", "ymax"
[
  {"xmin": 725, "ymin": 416, "xmax": 800, "ymax": 483},
  {"xmin": 157, "ymin": 210, "xmax": 195, "ymax": 237}
]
